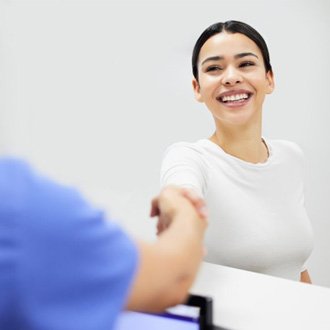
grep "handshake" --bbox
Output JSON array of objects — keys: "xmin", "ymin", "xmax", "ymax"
[
  {"xmin": 150, "ymin": 186, "xmax": 208, "ymax": 235},
  {"xmin": 127, "ymin": 186, "xmax": 208, "ymax": 312}
]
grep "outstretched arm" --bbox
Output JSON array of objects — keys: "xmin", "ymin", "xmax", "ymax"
[{"xmin": 126, "ymin": 186, "xmax": 207, "ymax": 312}]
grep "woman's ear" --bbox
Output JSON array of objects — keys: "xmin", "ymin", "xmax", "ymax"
[
  {"xmin": 192, "ymin": 78, "xmax": 203, "ymax": 102},
  {"xmin": 266, "ymin": 70, "xmax": 275, "ymax": 94}
]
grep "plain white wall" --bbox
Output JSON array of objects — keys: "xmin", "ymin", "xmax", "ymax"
[{"xmin": 1, "ymin": 0, "xmax": 330, "ymax": 286}]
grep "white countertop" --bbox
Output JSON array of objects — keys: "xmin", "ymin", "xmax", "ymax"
[{"xmin": 191, "ymin": 262, "xmax": 330, "ymax": 330}]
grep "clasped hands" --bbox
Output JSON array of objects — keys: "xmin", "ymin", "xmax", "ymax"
[{"xmin": 150, "ymin": 186, "xmax": 208, "ymax": 235}]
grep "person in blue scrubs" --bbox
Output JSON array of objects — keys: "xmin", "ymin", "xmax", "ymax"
[{"xmin": 0, "ymin": 158, "xmax": 207, "ymax": 330}]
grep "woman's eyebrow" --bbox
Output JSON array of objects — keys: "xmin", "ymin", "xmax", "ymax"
[
  {"xmin": 201, "ymin": 52, "xmax": 259, "ymax": 66},
  {"xmin": 234, "ymin": 53, "xmax": 259, "ymax": 59},
  {"xmin": 201, "ymin": 56, "xmax": 224, "ymax": 66},
  {"xmin": 234, "ymin": 52, "xmax": 259, "ymax": 59}
]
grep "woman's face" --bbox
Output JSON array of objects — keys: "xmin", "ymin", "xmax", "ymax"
[{"xmin": 192, "ymin": 32, "xmax": 274, "ymax": 127}]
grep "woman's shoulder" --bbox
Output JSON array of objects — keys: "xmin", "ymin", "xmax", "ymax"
[
  {"xmin": 267, "ymin": 139, "xmax": 305, "ymax": 161},
  {"xmin": 164, "ymin": 139, "xmax": 207, "ymax": 153},
  {"xmin": 162, "ymin": 139, "xmax": 210, "ymax": 161},
  {"xmin": 161, "ymin": 139, "xmax": 212, "ymax": 170}
]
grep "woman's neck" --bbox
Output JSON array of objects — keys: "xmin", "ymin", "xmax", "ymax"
[{"xmin": 209, "ymin": 124, "xmax": 269, "ymax": 164}]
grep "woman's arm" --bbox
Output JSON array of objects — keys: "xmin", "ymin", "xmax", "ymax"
[
  {"xmin": 126, "ymin": 186, "xmax": 207, "ymax": 312},
  {"xmin": 300, "ymin": 269, "xmax": 312, "ymax": 284}
]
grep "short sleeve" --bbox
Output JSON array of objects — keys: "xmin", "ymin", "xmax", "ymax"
[
  {"xmin": 160, "ymin": 142, "xmax": 209, "ymax": 197},
  {"xmin": 7, "ymin": 160, "xmax": 138, "ymax": 330}
]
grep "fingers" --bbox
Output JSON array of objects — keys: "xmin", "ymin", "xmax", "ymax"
[
  {"xmin": 150, "ymin": 186, "xmax": 208, "ymax": 237},
  {"xmin": 150, "ymin": 197, "xmax": 160, "ymax": 217},
  {"xmin": 150, "ymin": 186, "xmax": 208, "ymax": 220},
  {"xmin": 150, "ymin": 186, "xmax": 179, "ymax": 219},
  {"xmin": 181, "ymin": 189, "xmax": 208, "ymax": 219},
  {"xmin": 156, "ymin": 219, "xmax": 165, "ymax": 235}
]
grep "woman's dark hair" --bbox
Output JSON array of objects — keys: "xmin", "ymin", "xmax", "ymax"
[{"xmin": 192, "ymin": 20, "xmax": 272, "ymax": 81}]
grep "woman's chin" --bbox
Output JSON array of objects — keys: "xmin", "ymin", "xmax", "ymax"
[{"xmin": 213, "ymin": 110, "xmax": 260, "ymax": 127}]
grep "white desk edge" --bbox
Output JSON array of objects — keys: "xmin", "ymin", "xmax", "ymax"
[{"xmin": 191, "ymin": 262, "xmax": 330, "ymax": 330}]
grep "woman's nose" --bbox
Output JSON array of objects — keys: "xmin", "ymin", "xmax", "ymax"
[{"xmin": 222, "ymin": 66, "xmax": 242, "ymax": 86}]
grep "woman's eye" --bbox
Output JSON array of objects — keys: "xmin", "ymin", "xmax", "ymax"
[
  {"xmin": 206, "ymin": 65, "xmax": 222, "ymax": 72},
  {"xmin": 240, "ymin": 61, "xmax": 255, "ymax": 68}
]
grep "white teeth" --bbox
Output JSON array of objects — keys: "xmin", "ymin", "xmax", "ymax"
[{"xmin": 221, "ymin": 93, "xmax": 249, "ymax": 102}]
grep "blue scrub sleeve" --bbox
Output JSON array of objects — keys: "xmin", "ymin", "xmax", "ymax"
[{"xmin": 0, "ymin": 158, "xmax": 138, "ymax": 330}]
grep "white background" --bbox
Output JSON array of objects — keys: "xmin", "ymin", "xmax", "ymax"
[{"xmin": 1, "ymin": 0, "xmax": 329, "ymax": 287}]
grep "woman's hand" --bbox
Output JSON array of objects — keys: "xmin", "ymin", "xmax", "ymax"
[{"xmin": 150, "ymin": 186, "xmax": 208, "ymax": 235}]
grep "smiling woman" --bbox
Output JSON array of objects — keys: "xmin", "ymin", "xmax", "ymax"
[
  {"xmin": 160, "ymin": 20, "xmax": 314, "ymax": 283},
  {"xmin": 193, "ymin": 31, "xmax": 274, "ymax": 135}
]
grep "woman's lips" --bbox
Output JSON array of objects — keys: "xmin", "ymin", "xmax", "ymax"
[{"xmin": 216, "ymin": 91, "xmax": 253, "ymax": 108}]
